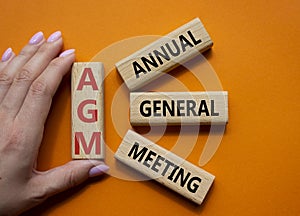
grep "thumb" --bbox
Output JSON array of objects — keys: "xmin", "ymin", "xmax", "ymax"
[{"xmin": 29, "ymin": 160, "xmax": 109, "ymax": 200}]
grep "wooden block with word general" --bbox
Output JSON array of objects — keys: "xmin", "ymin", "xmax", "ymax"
[
  {"xmin": 130, "ymin": 91, "xmax": 228, "ymax": 126},
  {"xmin": 115, "ymin": 17, "xmax": 213, "ymax": 91},
  {"xmin": 115, "ymin": 130, "xmax": 215, "ymax": 205},
  {"xmin": 72, "ymin": 62, "xmax": 105, "ymax": 159}
]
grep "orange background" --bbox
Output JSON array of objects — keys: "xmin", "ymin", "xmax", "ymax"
[{"xmin": 1, "ymin": 0, "xmax": 300, "ymax": 215}]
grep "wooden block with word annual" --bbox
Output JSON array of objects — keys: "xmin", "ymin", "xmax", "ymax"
[
  {"xmin": 115, "ymin": 130, "xmax": 215, "ymax": 204},
  {"xmin": 130, "ymin": 91, "xmax": 228, "ymax": 126},
  {"xmin": 72, "ymin": 62, "xmax": 105, "ymax": 159},
  {"xmin": 116, "ymin": 17, "xmax": 213, "ymax": 91}
]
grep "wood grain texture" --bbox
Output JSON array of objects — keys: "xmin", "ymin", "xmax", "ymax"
[
  {"xmin": 72, "ymin": 62, "xmax": 105, "ymax": 159},
  {"xmin": 115, "ymin": 130, "xmax": 215, "ymax": 205},
  {"xmin": 130, "ymin": 91, "xmax": 228, "ymax": 126},
  {"xmin": 116, "ymin": 18, "xmax": 213, "ymax": 91}
]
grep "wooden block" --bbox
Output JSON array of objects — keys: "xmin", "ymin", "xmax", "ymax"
[
  {"xmin": 115, "ymin": 130, "xmax": 215, "ymax": 204},
  {"xmin": 116, "ymin": 18, "xmax": 213, "ymax": 91},
  {"xmin": 130, "ymin": 91, "xmax": 228, "ymax": 126},
  {"xmin": 72, "ymin": 62, "xmax": 105, "ymax": 159}
]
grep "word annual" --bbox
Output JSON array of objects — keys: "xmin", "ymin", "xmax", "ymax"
[
  {"xmin": 116, "ymin": 18, "xmax": 213, "ymax": 91},
  {"xmin": 133, "ymin": 30, "xmax": 201, "ymax": 79}
]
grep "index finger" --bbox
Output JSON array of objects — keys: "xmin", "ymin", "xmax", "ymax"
[{"xmin": 15, "ymin": 49, "xmax": 75, "ymax": 158}]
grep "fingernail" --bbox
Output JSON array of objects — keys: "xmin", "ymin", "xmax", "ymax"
[
  {"xmin": 47, "ymin": 31, "xmax": 62, "ymax": 42},
  {"xmin": 1, "ymin": 47, "xmax": 13, "ymax": 62},
  {"xmin": 89, "ymin": 164, "xmax": 110, "ymax": 177},
  {"xmin": 29, "ymin": 31, "xmax": 44, "ymax": 45},
  {"xmin": 59, "ymin": 49, "xmax": 75, "ymax": 57}
]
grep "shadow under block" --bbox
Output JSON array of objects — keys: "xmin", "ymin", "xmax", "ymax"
[
  {"xmin": 130, "ymin": 91, "xmax": 228, "ymax": 126},
  {"xmin": 72, "ymin": 62, "xmax": 105, "ymax": 159},
  {"xmin": 115, "ymin": 17, "xmax": 213, "ymax": 91},
  {"xmin": 115, "ymin": 130, "xmax": 215, "ymax": 205}
]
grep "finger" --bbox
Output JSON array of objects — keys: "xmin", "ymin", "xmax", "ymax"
[
  {"xmin": 0, "ymin": 31, "xmax": 63, "ymax": 119},
  {"xmin": 0, "ymin": 32, "xmax": 45, "ymax": 103},
  {"xmin": 28, "ymin": 160, "xmax": 109, "ymax": 200},
  {"xmin": 0, "ymin": 48, "xmax": 15, "ymax": 101},
  {"xmin": 0, "ymin": 47, "xmax": 15, "ymax": 71},
  {"xmin": 15, "ymin": 50, "xmax": 75, "ymax": 151}
]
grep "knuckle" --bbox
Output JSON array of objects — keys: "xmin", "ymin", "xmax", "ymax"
[
  {"xmin": 65, "ymin": 169, "xmax": 79, "ymax": 189},
  {"xmin": 10, "ymin": 127, "xmax": 26, "ymax": 146},
  {"xmin": 18, "ymin": 49, "xmax": 28, "ymax": 58},
  {"xmin": 19, "ymin": 46, "xmax": 37, "ymax": 58},
  {"xmin": 9, "ymin": 132, "xmax": 23, "ymax": 145},
  {"xmin": 37, "ymin": 44, "xmax": 49, "ymax": 53},
  {"xmin": 29, "ymin": 79, "xmax": 49, "ymax": 97},
  {"xmin": 0, "ymin": 71, "xmax": 13, "ymax": 85},
  {"xmin": 36, "ymin": 44, "xmax": 57, "ymax": 61},
  {"xmin": 49, "ymin": 58, "xmax": 62, "ymax": 69},
  {"xmin": 48, "ymin": 59, "xmax": 65, "ymax": 76},
  {"xmin": 14, "ymin": 67, "xmax": 34, "ymax": 83},
  {"xmin": 1, "ymin": 127, "xmax": 26, "ymax": 153},
  {"xmin": 27, "ymin": 185, "xmax": 49, "ymax": 204},
  {"xmin": 18, "ymin": 49, "xmax": 33, "ymax": 61}
]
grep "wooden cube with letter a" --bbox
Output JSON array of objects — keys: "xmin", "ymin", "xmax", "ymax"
[
  {"xmin": 116, "ymin": 18, "xmax": 213, "ymax": 91},
  {"xmin": 72, "ymin": 62, "xmax": 105, "ymax": 159}
]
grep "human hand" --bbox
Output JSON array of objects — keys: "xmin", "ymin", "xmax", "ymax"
[{"xmin": 0, "ymin": 31, "xmax": 109, "ymax": 215}]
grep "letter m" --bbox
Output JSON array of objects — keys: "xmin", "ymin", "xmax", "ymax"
[
  {"xmin": 128, "ymin": 142, "xmax": 148, "ymax": 162},
  {"xmin": 75, "ymin": 132, "xmax": 101, "ymax": 155}
]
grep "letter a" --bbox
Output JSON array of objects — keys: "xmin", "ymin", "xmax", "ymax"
[
  {"xmin": 77, "ymin": 68, "xmax": 99, "ymax": 90},
  {"xmin": 133, "ymin": 61, "xmax": 147, "ymax": 78}
]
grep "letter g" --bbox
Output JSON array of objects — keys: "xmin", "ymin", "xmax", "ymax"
[{"xmin": 77, "ymin": 99, "xmax": 98, "ymax": 123}]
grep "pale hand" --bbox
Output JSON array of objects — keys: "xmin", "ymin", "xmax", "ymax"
[{"xmin": 0, "ymin": 31, "xmax": 108, "ymax": 215}]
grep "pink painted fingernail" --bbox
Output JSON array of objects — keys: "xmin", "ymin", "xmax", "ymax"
[
  {"xmin": 47, "ymin": 31, "xmax": 62, "ymax": 42},
  {"xmin": 89, "ymin": 164, "xmax": 110, "ymax": 177},
  {"xmin": 29, "ymin": 31, "xmax": 44, "ymax": 45},
  {"xmin": 1, "ymin": 48, "xmax": 13, "ymax": 62},
  {"xmin": 59, "ymin": 49, "xmax": 75, "ymax": 57}
]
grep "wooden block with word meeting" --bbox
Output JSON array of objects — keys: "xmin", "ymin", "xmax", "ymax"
[
  {"xmin": 130, "ymin": 91, "xmax": 228, "ymax": 126},
  {"xmin": 72, "ymin": 62, "xmax": 105, "ymax": 159},
  {"xmin": 115, "ymin": 17, "xmax": 213, "ymax": 91},
  {"xmin": 115, "ymin": 130, "xmax": 215, "ymax": 205}
]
